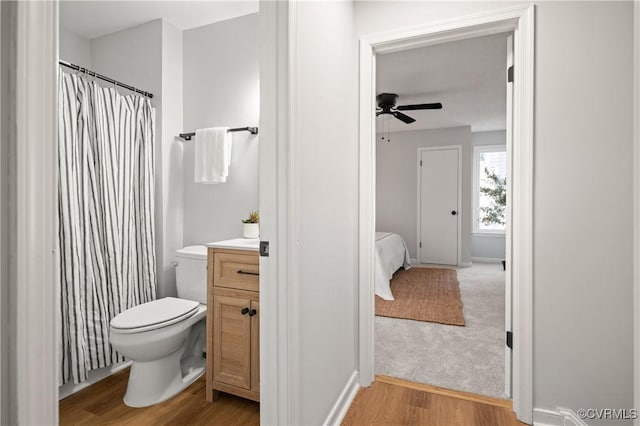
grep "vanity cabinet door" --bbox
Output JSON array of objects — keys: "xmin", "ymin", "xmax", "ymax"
[
  {"xmin": 250, "ymin": 300, "xmax": 260, "ymax": 395},
  {"xmin": 212, "ymin": 295, "xmax": 252, "ymax": 390}
]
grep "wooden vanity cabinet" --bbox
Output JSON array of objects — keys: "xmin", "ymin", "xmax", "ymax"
[{"xmin": 206, "ymin": 247, "xmax": 260, "ymax": 403}]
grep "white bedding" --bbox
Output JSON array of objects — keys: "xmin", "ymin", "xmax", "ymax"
[{"xmin": 375, "ymin": 232, "xmax": 412, "ymax": 300}]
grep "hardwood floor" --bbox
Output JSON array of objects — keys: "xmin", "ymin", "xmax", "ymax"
[
  {"xmin": 59, "ymin": 369, "xmax": 259, "ymax": 425},
  {"xmin": 62, "ymin": 370, "xmax": 523, "ymax": 425},
  {"xmin": 342, "ymin": 375, "xmax": 526, "ymax": 426}
]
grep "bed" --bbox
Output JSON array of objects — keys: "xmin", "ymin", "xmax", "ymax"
[{"xmin": 375, "ymin": 232, "xmax": 412, "ymax": 300}]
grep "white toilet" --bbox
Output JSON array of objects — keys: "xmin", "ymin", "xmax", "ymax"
[{"xmin": 110, "ymin": 245, "xmax": 208, "ymax": 407}]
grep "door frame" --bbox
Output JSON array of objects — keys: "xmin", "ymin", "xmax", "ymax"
[
  {"xmin": 633, "ymin": 2, "xmax": 640, "ymax": 424},
  {"xmin": 6, "ymin": 1, "xmax": 288, "ymax": 424},
  {"xmin": 416, "ymin": 146, "xmax": 462, "ymax": 266},
  {"xmin": 357, "ymin": 4, "xmax": 534, "ymax": 423},
  {"xmin": 504, "ymin": 33, "xmax": 514, "ymax": 398},
  {"xmin": 258, "ymin": 1, "xmax": 293, "ymax": 425},
  {"xmin": 3, "ymin": 1, "xmax": 59, "ymax": 424}
]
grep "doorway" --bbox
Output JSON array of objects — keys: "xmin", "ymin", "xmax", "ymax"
[
  {"xmin": 375, "ymin": 31, "xmax": 508, "ymax": 399},
  {"xmin": 357, "ymin": 5, "xmax": 534, "ymax": 423},
  {"xmin": 54, "ymin": 1, "xmax": 263, "ymax": 423}
]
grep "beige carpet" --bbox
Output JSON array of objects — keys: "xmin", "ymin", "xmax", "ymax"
[
  {"xmin": 375, "ymin": 263, "xmax": 505, "ymax": 398},
  {"xmin": 375, "ymin": 268, "xmax": 465, "ymax": 326}
]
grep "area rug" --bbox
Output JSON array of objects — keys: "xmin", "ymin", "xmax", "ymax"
[{"xmin": 375, "ymin": 267, "xmax": 465, "ymax": 326}]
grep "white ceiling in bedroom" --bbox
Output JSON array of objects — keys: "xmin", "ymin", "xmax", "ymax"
[
  {"xmin": 376, "ymin": 32, "xmax": 509, "ymax": 133},
  {"xmin": 60, "ymin": 1, "xmax": 259, "ymax": 39}
]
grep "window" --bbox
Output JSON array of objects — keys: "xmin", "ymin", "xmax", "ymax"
[{"xmin": 473, "ymin": 145, "xmax": 507, "ymax": 234}]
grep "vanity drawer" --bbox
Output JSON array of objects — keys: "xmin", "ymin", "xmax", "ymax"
[{"xmin": 213, "ymin": 252, "xmax": 259, "ymax": 292}]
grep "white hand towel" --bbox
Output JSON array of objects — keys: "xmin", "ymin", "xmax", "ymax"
[{"xmin": 194, "ymin": 127, "xmax": 232, "ymax": 184}]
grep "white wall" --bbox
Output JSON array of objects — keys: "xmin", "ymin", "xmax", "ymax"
[
  {"xmin": 357, "ymin": 1, "xmax": 635, "ymax": 422},
  {"xmin": 533, "ymin": 3, "xmax": 633, "ymax": 421},
  {"xmin": 471, "ymin": 130, "xmax": 506, "ymax": 260},
  {"xmin": 59, "ymin": 26, "xmax": 91, "ymax": 68},
  {"xmin": 292, "ymin": 2, "xmax": 359, "ymax": 424},
  {"xmin": 375, "ymin": 127, "xmax": 506, "ymax": 262},
  {"xmin": 356, "ymin": 1, "xmax": 515, "ymax": 36},
  {"xmin": 182, "ymin": 14, "xmax": 260, "ymax": 245},
  {"xmin": 376, "ymin": 126, "xmax": 472, "ymax": 264}
]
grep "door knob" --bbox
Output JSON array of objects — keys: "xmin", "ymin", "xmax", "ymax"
[{"xmin": 451, "ymin": 210, "xmax": 457, "ymax": 216}]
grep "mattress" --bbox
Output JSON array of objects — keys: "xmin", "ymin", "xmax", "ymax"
[{"xmin": 375, "ymin": 232, "xmax": 412, "ymax": 300}]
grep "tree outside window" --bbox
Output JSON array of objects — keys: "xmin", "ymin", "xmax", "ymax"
[{"xmin": 474, "ymin": 146, "xmax": 506, "ymax": 233}]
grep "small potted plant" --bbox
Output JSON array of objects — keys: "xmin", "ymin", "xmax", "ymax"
[{"xmin": 242, "ymin": 210, "xmax": 260, "ymax": 239}]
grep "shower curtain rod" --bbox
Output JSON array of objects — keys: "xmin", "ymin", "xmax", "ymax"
[{"xmin": 59, "ymin": 60, "xmax": 154, "ymax": 99}]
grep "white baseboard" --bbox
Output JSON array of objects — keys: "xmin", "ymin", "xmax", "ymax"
[
  {"xmin": 471, "ymin": 257, "xmax": 504, "ymax": 264},
  {"xmin": 323, "ymin": 371, "xmax": 360, "ymax": 426},
  {"xmin": 533, "ymin": 407, "xmax": 587, "ymax": 426},
  {"xmin": 410, "ymin": 259, "xmax": 470, "ymax": 268},
  {"xmin": 58, "ymin": 361, "xmax": 131, "ymax": 400}
]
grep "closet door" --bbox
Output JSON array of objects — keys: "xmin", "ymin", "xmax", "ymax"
[{"xmin": 418, "ymin": 146, "xmax": 460, "ymax": 265}]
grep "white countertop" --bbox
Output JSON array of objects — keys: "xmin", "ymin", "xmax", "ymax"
[{"xmin": 206, "ymin": 238, "xmax": 259, "ymax": 251}]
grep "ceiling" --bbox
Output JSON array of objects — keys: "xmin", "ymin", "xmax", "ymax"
[
  {"xmin": 376, "ymin": 33, "xmax": 509, "ymax": 133},
  {"xmin": 60, "ymin": 1, "xmax": 259, "ymax": 39}
]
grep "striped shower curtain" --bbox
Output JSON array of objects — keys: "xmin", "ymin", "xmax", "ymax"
[{"xmin": 58, "ymin": 71, "xmax": 157, "ymax": 385}]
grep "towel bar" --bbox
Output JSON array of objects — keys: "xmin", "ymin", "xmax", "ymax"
[{"xmin": 179, "ymin": 127, "xmax": 258, "ymax": 141}]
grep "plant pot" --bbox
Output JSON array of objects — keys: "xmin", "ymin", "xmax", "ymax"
[{"xmin": 243, "ymin": 223, "xmax": 259, "ymax": 239}]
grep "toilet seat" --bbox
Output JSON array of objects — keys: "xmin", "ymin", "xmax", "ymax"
[{"xmin": 111, "ymin": 297, "xmax": 200, "ymax": 334}]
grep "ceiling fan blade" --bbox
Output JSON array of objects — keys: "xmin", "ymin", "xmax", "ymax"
[
  {"xmin": 393, "ymin": 111, "xmax": 416, "ymax": 124},
  {"xmin": 397, "ymin": 103, "xmax": 443, "ymax": 111}
]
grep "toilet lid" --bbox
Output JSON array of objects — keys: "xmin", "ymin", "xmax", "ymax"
[
  {"xmin": 176, "ymin": 245, "xmax": 207, "ymax": 260},
  {"xmin": 110, "ymin": 297, "xmax": 200, "ymax": 331}
]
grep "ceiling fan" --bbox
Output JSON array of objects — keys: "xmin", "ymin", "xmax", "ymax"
[{"xmin": 376, "ymin": 93, "xmax": 442, "ymax": 124}]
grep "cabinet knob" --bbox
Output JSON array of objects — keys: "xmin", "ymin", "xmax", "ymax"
[
  {"xmin": 451, "ymin": 210, "xmax": 457, "ymax": 216},
  {"xmin": 241, "ymin": 307, "xmax": 249, "ymax": 315},
  {"xmin": 248, "ymin": 309, "xmax": 257, "ymax": 317}
]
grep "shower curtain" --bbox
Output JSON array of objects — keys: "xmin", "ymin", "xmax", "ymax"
[{"xmin": 58, "ymin": 71, "xmax": 157, "ymax": 385}]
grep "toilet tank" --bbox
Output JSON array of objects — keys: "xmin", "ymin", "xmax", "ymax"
[{"xmin": 175, "ymin": 245, "xmax": 208, "ymax": 304}]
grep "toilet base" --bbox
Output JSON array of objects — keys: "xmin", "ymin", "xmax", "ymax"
[
  {"xmin": 111, "ymin": 305, "xmax": 207, "ymax": 408},
  {"xmin": 123, "ymin": 349, "xmax": 205, "ymax": 408}
]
